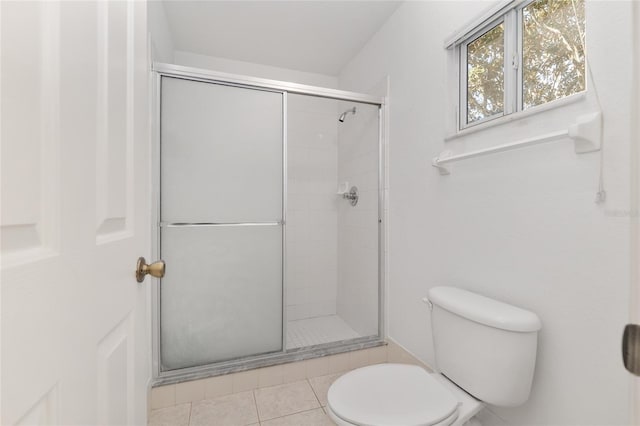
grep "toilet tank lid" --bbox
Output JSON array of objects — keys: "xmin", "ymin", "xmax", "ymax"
[{"xmin": 427, "ymin": 287, "xmax": 542, "ymax": 332}]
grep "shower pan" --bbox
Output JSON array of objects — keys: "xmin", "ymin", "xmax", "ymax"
[{"xmin": 152, "ymin": 63, "xmax": 385, "ymax": 384}]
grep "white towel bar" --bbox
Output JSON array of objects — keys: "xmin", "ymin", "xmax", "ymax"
[{"xmin": 432, "ymin": 112, "xmax": 602, "ymax": 175}]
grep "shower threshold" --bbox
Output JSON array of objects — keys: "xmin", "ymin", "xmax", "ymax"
[{"xmin": 153, "ymin": 335, "xmax": 384, "ymax": 387}]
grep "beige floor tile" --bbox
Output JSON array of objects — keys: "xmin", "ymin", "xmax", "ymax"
[
  {"xmin": 254, "ymin": 380, "xmax": 320, "ymax": 421},
  {"xmin": 367, "ymin": 345, "xmax": 388, "ymax": 364},
  {"xmin": 176, "ymin": 379, "xmax": 205, "ymax": 404},
  {"xmin": 233, "ymin": 369, "xmax": 259, "ymax": 393},
  {"xmin": 305, "ymin": 357, "xmax": 329, "ymax": 378},
  {"xmin": 189, "ymin": 391, "xmax": 258, "ymax": 426},
  {"xmin": 148, "ymin": 403, "xmax": 191, "ymax": 426},
  {"xmin": 282, "ymin": 361, "xmax": 306, "ymax": 383},
  {"xmin": 386, "ymin": 340, "xmax": 403, "ymax": 363},
  {"xmin": 308, "ymin": 374, "xmax": 342, "ymax": 407},
  {"xmin": 204, "ymin": 374, "xmax": 233, "ymax": 399},
  {"xmin": 258, "ymin": 365, "xmax": 284, "ymax": 388},
  {"xmin": 261, "ymin": 408, "xmax": 335, "ymax": 426},
  {"xmin": 326, "ymin": 353, "xmax": 349, "ymax": 374},
  {"xmin": 348, "ymin": 349, "xmax": 369, "ymax": 370},
  {"xmin": 150, "ymin": 384, "xmax": 176, "ymax": 410}
]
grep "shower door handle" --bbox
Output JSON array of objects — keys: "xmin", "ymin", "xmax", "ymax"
[{"xmin": 136, "ymin": 257, "xmax": 165, "ymax": 283}]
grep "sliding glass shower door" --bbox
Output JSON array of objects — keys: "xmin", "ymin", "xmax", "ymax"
[{"xmin": 159, "ymin": 77, "xmax": 284, "ymax": 371}]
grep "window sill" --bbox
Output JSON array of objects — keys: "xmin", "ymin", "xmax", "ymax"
[{"xmin": 445, "ymin": 91, "xmax": 587, "ymax": 142}]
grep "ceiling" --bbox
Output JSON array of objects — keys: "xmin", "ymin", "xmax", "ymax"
[{"xmin": 162, "ymin": 1, "xmax": 402, "ymax": 76}]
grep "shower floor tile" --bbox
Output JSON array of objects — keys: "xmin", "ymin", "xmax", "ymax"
[{"xmin": 286, "ymin": 315, "xmax": 360, "ymax": 349}]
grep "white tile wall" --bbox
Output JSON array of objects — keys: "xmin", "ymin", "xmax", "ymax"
[{"xmin": 286, "ymin": 94, "xmax": 339, "ymax": 321}]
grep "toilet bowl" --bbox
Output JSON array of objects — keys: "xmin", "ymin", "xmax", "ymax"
[
  {"xmin": 326, "ymin": 364, "xmax": 483, "ymax": 426},
  {"xmin": 326, "ymin": 286, "xmax": 542, "ymax": 426}
]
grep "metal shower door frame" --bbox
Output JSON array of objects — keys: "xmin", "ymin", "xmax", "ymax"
[{"xmin": 151, "ymin": 62, "xmax": 387, "ymax": 386}]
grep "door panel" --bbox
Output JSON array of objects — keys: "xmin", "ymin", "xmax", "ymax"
[
  {"xmin": 1, "ymin": 1, "xmax": 150, "ymax": 424},
  {"xmin": 1, "ymin": 0, "xmax": 60, "ymax": 268},
  {"xmin": 160, "ymin": 226, "xmax": 283, "ymax": 370},
  {"xmin": 96, "ymin": 0, "xmax": 134, "ymax": 241}
]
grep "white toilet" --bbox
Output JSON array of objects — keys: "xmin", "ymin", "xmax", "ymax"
[{"xmin": 326, "ymin": 286, "xmax": 542, "ymax": 426}]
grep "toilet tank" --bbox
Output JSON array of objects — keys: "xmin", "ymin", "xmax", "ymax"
[{"xmin": 427, "ymin": 287, "xmax": 541, "ymax": 407}]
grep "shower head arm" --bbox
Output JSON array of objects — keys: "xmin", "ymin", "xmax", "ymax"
[{"xmin": 338, "ymin": 106, "xmax": 357, "ymax": 122}]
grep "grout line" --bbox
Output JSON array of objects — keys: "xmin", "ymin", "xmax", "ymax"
[
  {"xmin": 262, "ymin": 407, "xmax": 326, "ymax": 426},
  {"xmin": 259, "ymin": 381, "xmax": 324, "ymax": 423},
  {"xmin": 307, "ymin": 378, "xmax": 323, "ymax": 408},
  {"xmin": 275, "ymin": 407, "xmax": 328, "ymax": 425},
  {"xmin": 252, "ymin": 387, "xmax": 261, "ymax": 423}
]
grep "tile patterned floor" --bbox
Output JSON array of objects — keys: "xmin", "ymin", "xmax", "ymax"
[
  {"xmin": 286, "ymin": 315, "xmax": 360, "ymax": 349},
  {"xmin": 149, "ymin": 374, "xmax": 342, "ymax": 426}
]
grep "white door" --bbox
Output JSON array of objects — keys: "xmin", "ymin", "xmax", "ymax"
[{"xmin": 1, "ymin": 1, "xmax": 151, "ymax": 425}]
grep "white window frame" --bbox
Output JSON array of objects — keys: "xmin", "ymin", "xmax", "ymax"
[
  {"xmin": 452, "ymin": 0, "xmax": 586, "ymax": 132},
  {"xmin": 458, "ymin": 16, "xmax": 509, "ymax": 129}
]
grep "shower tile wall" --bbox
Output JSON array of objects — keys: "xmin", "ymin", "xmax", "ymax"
[
  {"xmin": 286, "ymin": 95, "xmax": 338, "ymax": 321},
  {"xmin": 336, "ymin": 102, "xmax": 380, "ymax": 337}
]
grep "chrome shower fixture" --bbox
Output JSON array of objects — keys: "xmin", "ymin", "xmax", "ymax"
[
  {"xmin": 342, "ymin": 186, "xmax": 359, "ymax": 206},
  {"xmin": 338, "ymin": 107, "xmax": 357, "ymax": 122}
]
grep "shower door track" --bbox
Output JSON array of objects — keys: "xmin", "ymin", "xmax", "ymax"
[
  {"xmin": 153, "ymin": 63, "xmax": 384, "ymax": 105},
  {"xmin": 151, "ymin": 62, "xmax": 387, "ymax": 386}
]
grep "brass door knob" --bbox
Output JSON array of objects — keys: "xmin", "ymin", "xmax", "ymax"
[
  {"xmin": 623, "ymin": 324, "xmax": 640, "ymax": 376},
  {"xmin": 136, "ymin": 257, "xmax": 165, "ymax": 283}
]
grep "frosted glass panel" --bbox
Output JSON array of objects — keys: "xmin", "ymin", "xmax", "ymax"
[
  {"xmin": 160, "ymin": 225, "xmax": 282, "ymax": 370},
  {"xmin": 161, "ymin": 77, "xmax": 283, "ymax": 223}
]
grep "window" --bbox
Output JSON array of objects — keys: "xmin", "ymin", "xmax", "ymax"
[
  {"xmin": 466, "ymin": 22, "xmax": 505, "ymax": 124},
  {"xmin": 521, "ymin": 0, "xmax": 586, "ymax": 109},
  {"xmin": 455, "ymin": 0, "xmax": 585, "ymax": 130}
]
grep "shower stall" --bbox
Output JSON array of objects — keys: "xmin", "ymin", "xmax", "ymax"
[{"xmin": 152, "ymin": 64, "xmax": 385, "ymax": 384}]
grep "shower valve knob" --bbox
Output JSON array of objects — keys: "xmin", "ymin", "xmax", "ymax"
[
  {"xmin": 136, "ymin": 257, "xmax": 165, "ymax": 283},
  {"xmin": 342, "ymin": 186, "xmax": 359, "ymax": 206}
]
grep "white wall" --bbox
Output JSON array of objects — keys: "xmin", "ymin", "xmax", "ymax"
[
  {"xmin": 174, "ymin": 51, "xmax": 338, "ymax": 88},
  {"xmin": 336, "ymin": 101, "xmax": 380, "ymax": 337},
  {"xmin": 339, "ymin": 1, "xmax": 633, "ymax": 425},
  {"xmin": 287, "ymin": 94, "xmax": 339, "ymax": 321},
  {"xmin": 147, "ymin": 0, "xmax": 174, "ymax": 63}
]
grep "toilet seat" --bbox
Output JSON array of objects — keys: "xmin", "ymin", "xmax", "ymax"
[{"xmin": 327, "ymin": 364, "xmax": 460, "ymax": 426}]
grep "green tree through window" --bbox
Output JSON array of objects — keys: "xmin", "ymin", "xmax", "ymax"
[
  {"xmin": 467, "ymin": 23, "xmax": 505, "ymax": 124},
  {"xmin": 462, "ymin": 0, "xmax": 585, "ymax": 128},
  {"xmin": 523, "ymin": 0, "xmax": 585, "ymax": 109}
]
